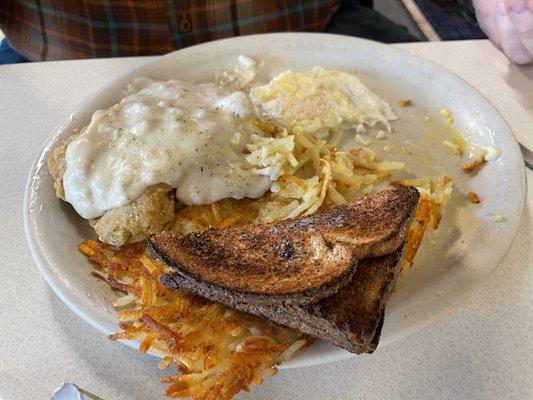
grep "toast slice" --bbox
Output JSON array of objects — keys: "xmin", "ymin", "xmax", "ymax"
[
  {"xmin": 162, "ymin": 246, "xmax": 405, "ymax": 354},
  {"xmin": 150, "ymin": 224, "xmax": 358, "ymax": 306},
  {"xmin": 149, "ymin": 186, "xmax": 419, "ymax": 306}
]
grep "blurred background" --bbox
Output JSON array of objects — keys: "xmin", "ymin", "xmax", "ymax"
[
  {"xmin": 0, "ymin": 0, "xmax": 485, "ymax": 43},
  {"xmin": 375, "ymin": 0, "xmax": 485, "ymax": 41},
  {"xmin": 0, "ymin": 0, "xmax": 492, "ymax": 64},
  {"xmin": 376, "ymin": 0, "xmax": 428, "ymax": 40}
]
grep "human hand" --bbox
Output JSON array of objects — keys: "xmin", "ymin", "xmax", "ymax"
[{"xmin": 472, "ymin": 0, "xmax": 533, "ymax": 64}]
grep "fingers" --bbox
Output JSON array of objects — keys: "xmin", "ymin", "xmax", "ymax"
[
  {"xmin": 496, "ymin": 1, "xmax": 533, "ymax": 64},
  {"xmin": 472, "ymin": 0, "xmax": 501, "ymax": 46},
  {"xmin": 506, "ymin": 0, "xmax": 533, "ymax": 58},
  {"xmin": 506, "ymin": 0, "xmax": 530, "ymax": 12},
  {"xmin": 471, "ymin": 0, "xmax": 532, "ymax": 64}
]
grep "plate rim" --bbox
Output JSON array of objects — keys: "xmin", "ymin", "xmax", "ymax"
[{"xmin": 23, "ymin": 32, "xmax": 527, "ymax": 369}]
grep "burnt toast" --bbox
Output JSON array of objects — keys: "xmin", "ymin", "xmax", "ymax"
[
  {"xmin": 162, "ymin": 246, "xmax": 405, "ymax": 354},
  {"xmin": 149, "ymin": 186, "xmax": 419, "ymax": 307}
]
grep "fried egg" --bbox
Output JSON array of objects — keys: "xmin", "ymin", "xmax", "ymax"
[{"xmin": 249, "ymin": 67, "xmax": 396, "ymax": 136}]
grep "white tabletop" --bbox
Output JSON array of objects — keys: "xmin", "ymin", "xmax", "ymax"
[{"xmin": 0, "ymin": 39, "xmax": 531, "ymax": 400}]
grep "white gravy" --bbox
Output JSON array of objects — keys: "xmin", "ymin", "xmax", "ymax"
[{"xmin": 63, "ymin": 78, "xmax": 272, "ymax": 219}]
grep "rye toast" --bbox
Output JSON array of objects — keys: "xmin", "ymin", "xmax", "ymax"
[
  {"xmin": 161, "ymin": 246, "xmax": 405, "ymax": 354},
  {"xmin": 149, "ymin": 186, "xmax": 419, "ymax": 306}
]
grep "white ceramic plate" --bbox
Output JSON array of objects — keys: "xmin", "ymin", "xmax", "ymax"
[{"xmin": 24, "ymin": 33, "xmax": 526, "ymax": 369}]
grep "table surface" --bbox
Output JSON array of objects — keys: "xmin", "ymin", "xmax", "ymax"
[{"xmin": 0, "ymin": 39, "xmax": 531, "ymax": 400}]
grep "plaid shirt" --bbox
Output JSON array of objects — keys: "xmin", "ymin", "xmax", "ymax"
[{"xmin": 0, "ymin": 0, "xmax": 341, "ymax": 61}]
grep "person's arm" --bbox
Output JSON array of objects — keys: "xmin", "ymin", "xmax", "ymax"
[{"xmin": 472, "ymin": 0, "xmax": 533, "ymax": 64}]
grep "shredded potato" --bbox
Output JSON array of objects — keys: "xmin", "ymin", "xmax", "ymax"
[
  {"xmin": 442, "ymin": 140, "xmax": 463, "ymax": 156},
  {"xmin": 246, "ymin": 133, "xmax": 298, "ymax": 180},
  {"xmin": 80, "ymin": 240, "xmax": 311, "ymax": 399},
  {"xmin": 392, "ymin": 177, "xmax": 454, "ymax": 266},
  {"xmin": 76, "ymin": 98, "xmax": 457, "ymax": 399},
  {"xmin": 461, "ymin": 151, "xmax": 487, "ymax": 173},
  {"xmin": 248, "ymin": 129, "xmax": 405, "ymax": 222},
  {"xmin": 467, "ymin": 191, "xmax": 481, "ymax": 204}
]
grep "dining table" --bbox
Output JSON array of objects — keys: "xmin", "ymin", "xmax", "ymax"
[{"xmin": 0, "ymin": 39, "xmax": 531, "ymax": 400}]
